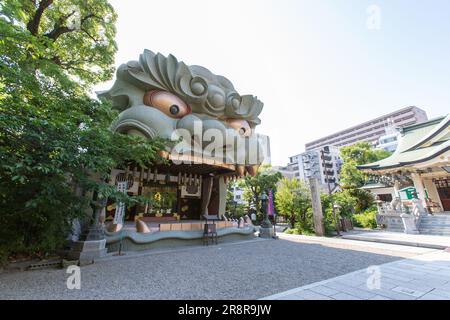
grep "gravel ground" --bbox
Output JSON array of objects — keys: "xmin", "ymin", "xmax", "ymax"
[{"xmin": 0, "ymin": 236, "xmax": 426, "ymax": 300}]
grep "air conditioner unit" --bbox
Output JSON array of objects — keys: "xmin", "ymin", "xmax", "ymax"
[{"xmin": 180, "ymin": 183, "xmax": 201, "ymax": 198}]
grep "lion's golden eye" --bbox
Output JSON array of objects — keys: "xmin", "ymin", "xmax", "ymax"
[
  {"xmin": 143, "ymin": 90, "xmax": 191, "ymax": 118},
  {"xmin": 226, "ymin": 119, "xmax": 252, "ymax": 137}
]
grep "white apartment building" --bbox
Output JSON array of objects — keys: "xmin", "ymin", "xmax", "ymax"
[
  {"xmin": 231, "ymin": 185, "xmax": 245, "ymax": 205},
  {"xmin": 305, "ymin": 106, "xmax": 428, "ymax": 151},
  {"xmin": 288, "ymin": 146, "xmax": 342, "ymax": 192},
  {"xmin": 376, "ymin": 118, "xmax": 401, "ymax": 153}
]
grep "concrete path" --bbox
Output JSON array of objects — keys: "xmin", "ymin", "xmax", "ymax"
[
  {"xmin": 0, "ymin": 236, "xmax": 429, "ymax": 300},
  {"xmin": 278, "ymin": 233, "xmax": 435, "ymax": 256},
  {"xmin": 341, "ymin": 229, "xmax": 450, "ymax": 249},
  {"xmin": 261, "ymin": 249, "xmax": 450, "ymax": 300}
]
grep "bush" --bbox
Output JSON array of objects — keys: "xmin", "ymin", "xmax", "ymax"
[
  {"xmin": 284, "ymin": 212, "xmax": 315, "ymax": 235},
  {"xmin": 352, "ymin": 208, "xmax": 378, "ymax": 229},
  {"xmin": 284, "ymin": 225, "xmax": 315, "ymax": 236}
]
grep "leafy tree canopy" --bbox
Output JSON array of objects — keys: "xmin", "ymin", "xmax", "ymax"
[
  {"xmin": 275, "ymin": 177, "xmax": 311, "ymax": 228},
  {"xmin": 0, "ymin": 0, "xmax": 166, "ymax": 262},
  {"xmin": 339, "ymin": 142, "xmax": 391, "ymax": 188},
  {"xmin": 1, "ymin": 0, "xmax": 117, "ymax": 86},
  {"xmin": 237, "ymin": 164, "xmax": 282, "ymax": 217}
]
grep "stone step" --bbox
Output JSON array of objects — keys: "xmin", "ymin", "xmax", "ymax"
[
  {"xmin": 420, "ymin": 221, "xmax": 450, "ymax": 224},
  {"xmin": 419, "ymin": 223, "xmax": 450, "ymax": 227},
  {"xmin": 421, "ymin": 216, "xmax": 450, "ymax": 219},
  {"xmin": 419, "ymin": 225, "xmax": 450, "ymax": 229},
  {"xmin": 420, "ymin": 219, "xmax": 450, "ymax": 223},
  {"xmin": 419, "ymin": 231, "xmax": 450, "ymax": 236},
  {"xmin": 419, "ymin": 229, "xmax": 450, "ymax": 235}
]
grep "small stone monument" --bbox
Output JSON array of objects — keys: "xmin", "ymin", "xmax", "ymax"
[
  {"xmin": 411, "ymin": 193, "xmax": 428, "ymax": 217},
  {"xmin": 390, "ymin": 196, "xmax": 402, "ymax": 211},
  {"xmin": 67, "ymin": 197, "xmax": 108, "ymax": 264},
  {"xmin": 400, "ymin": 212, "xmax": 419, "ymax": 234}
]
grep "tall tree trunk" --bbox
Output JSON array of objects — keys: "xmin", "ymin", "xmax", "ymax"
[{"xmin": 289, "ymin": 214, "xmax": 296, "ymax": 228}]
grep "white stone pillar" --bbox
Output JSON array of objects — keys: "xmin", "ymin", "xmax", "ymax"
[
  {"xmin": 393, "ymin": 180, "xmax": 401, "ymax": 198},
  {"xmin": 411, "ymin": 173, "xmax": 427, "ymax": 209}
]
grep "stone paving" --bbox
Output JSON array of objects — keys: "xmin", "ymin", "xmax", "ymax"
[
  {"xmin": 341, "ymin": 229, "xmax": 450, "ymax": 249},
  {"xmin": 261, "ymin": 249, "xmax": 450, "ymax": 300},
  {"xmin": 0, "ymin": 235, "xmax": 429, "ymax": 300}
]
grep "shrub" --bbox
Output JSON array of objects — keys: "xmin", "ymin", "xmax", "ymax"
[{"xmin": 352, "ymin": 208, "xmax": 378, "ymax": 229}]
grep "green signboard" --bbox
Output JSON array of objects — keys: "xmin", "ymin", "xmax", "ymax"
[{"xmin": 399, "ymin": 187, "xmax": 416, "ymax": 200}]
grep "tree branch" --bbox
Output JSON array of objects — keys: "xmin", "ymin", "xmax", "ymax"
[
  {"xmin": 45, "ymin": 26, "xmax": 74, "ymax": 40},
  {"xmin": 27, "ymin": 0, "xmax": 53, "ymax": 35},
  {"xmin": 80, "ymin": 28, "xmax": 99, "ymax": 43},
  {"xmin": 44, "ymin": 13, "xmax": 103, "ymax": 41}
]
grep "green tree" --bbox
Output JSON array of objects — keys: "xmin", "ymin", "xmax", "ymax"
[
  {"xmin": 320, "ymin": 142, "xmax": 391, "ymax": 231},
  {"xmin": 224, "ymin": 183, "xmax": 245, "ymax": 218},
  {"xmin": 275, "ymin": 178, "xmax": 311, "ymax": 231},
  {"xmin": 0, "ymin": 1, "xmax": 166, "ymax": 262},
  {"xmin": 339, "ymin": 141, "xmax": 391, "ymax": 188},
  {"xmin": 238, "ymin": 165, "xmax": 282, "ymax": 219}
]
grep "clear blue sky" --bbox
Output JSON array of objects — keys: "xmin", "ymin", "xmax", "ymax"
[{"xmin": 94, "ymin": 0, "xmax": 450, "ymax": 165}]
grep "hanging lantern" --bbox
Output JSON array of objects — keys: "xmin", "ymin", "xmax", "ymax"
[{"xmin": 115, "ymin": 172, "xmax": 134, "ymax": 189}]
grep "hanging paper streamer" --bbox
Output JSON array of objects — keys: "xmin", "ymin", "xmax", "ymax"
[{"xmin": 267, "ymin": 189, "xmax": 275, "ymax": 217}]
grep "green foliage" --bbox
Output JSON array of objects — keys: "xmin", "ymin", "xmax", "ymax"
[
  {"xmin": 1, "ymin": 0, "xmax": 118, "ymax": 86},
  {"xmin": 0, "ymin": 1, "xmax": 167, "ymax": 263},
  {"xmin": 316, "ymin": 142, "xmax": 389, "ymax": 234},
  {"xmin": 225, "ymin": 183, "xmax": 248, "ymax": 219},
  {"xmin": 320, "ymin": 193, "xmax": 340, "ymax": 235},
  {"xmin": 275, "ymin": 178, "xmax": 311, "ymax": 230},
  {"xmin": 339, "ymin": 142, "xmax": 391, "ymax": 189},
  {"xmin": 352, "ymin": 208, "xmax": 378, "ymax": 229},
  {"xmin": 238, "ymin": 164, "xmax": 282, "ymax": 220}
]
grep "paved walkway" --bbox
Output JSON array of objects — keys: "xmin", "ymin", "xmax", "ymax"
[
  {"xmin": 261, "ymin": 249, "xmax": 450, "ymax": 300},
  {"xmin": 341, "ymin": 229, "xmax": 450, "ymax": 249},
  {"xmin": 0, "ymin": 236, "xmax": 429, "ymax": 300},
  {"xmin": 278, "ymin": 233, "xmax": 435, "ymax": 256}
]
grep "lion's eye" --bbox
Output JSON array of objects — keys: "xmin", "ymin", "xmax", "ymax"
[
  {"xmin": 143, "ymin": 90, "xmax": 191, "ymax": 118},
  {"xmin": 226, "ymin": 119, "xmax": 252, "ymax": 137}
]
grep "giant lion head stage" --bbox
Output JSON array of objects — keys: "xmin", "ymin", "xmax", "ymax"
[
  {"xmin": 95, "ymin": 50, "xmax": 270, "ymax": 243},
  {"xmin": 99, "ymin": 49, "xmax": 268, "ymax": 177}
]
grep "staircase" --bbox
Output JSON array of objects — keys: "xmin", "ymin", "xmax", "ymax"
[{"xmin": 419, "ymin": 213, "xmax": 450, "ymax": 236}]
